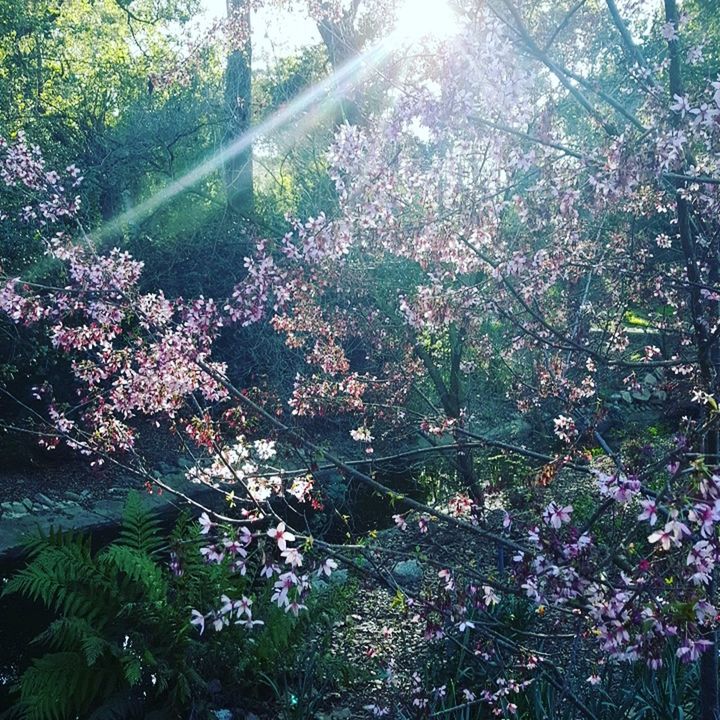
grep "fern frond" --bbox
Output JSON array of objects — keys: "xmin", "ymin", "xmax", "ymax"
[
  {"xmin": 100, "ymin": 545, "xmax": 166, "ymax": 601},
  {"xmin": 32, "ymin": 617, "xmax": 97, "ymax": 653},
  {"xmin": 20, "ymin": 527, "xmax": 90, "ymax": 560},
  {"xmin": 116, "ymin": 492, "xmax": 163, "ymax": 556},
  {"xmin": 120, "ymin": 654, "xmax": 142, "ymax": 686},
  {"xmin": 18, "ymin": 652, "xmax": 119, "ymax": 720},
  {"xmin": 4, "ymin": 542, "xmax": 115, "ymax": 624},
  {"xmin": 81, "ymin": 634, "xmax": 113, "ymax": 666}
]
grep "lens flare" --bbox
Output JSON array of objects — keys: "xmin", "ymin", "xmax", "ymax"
[{"xmin": 395, "ymin": 0, "xmax": 460, "ymax": 41}]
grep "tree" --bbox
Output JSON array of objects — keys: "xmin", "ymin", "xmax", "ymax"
[
  {"xmin": 6, "ymin": 0, "xmax": 720, "ymax": 717},
  {"xmin": 224, "ymin": 0, "xmax": 254, "ymax": 217}
]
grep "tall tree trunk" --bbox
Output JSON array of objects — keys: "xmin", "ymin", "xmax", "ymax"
[
  {"xmin": 315, "ymin": 5, "xmax": 361, "ymax": 126},
  {"xmin": 224, "ymin": 0, "xmax": 253, "ymax": 217},
  {"xmin": 415, "ymin": 327, "xmax": 481, "ymax": 502}
]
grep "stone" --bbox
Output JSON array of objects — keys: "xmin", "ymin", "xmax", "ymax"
[
  {"xmin": 391, "ymin": 559, "xmax": 423, "ymax": 587},
  {"xmin": 35, "ymin": 493, "xmax": 54, "ymax": 506},
  {"xmin": 21, "ymin": 498, "xmax": 34, "ymax": 510},
  {"xmin": 328, "ymin": 568, "xmax": 349, "ymax": 586},
  {"xmin": 10, "ymin": 501, "xmax": 27, "ymax": 514},
  {"xmin": 1, "ymin": 501, "xmax": 14, "ymax": 511},
  {"xmin": 65, "ymin": 491, "xmax": 85, "ymax": 502},
  {"xmin": 314, "ymin": 568, "xmax": 349, "ymax": 596}
]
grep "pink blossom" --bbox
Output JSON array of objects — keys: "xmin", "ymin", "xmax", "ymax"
[
  {"xmin": 542, "ymin": 502, "xmax": 573, "ymax": 529},
  {"xmin": 637, "ymin": 500, "xmax": 658, "ymax": 526},
  {"xmin": 393, "ymin": 513, "xmax": 407, "ymax": 531},
  {"xmin": 267, "ymin": 522, "xmax": 296, "ymax": 551},
  {"xmin": 190, "ymin": 609, "xmax": 205, "ymax": 634},
  {"xmin": 317, "ymin": 558, "xmax": 338, "ymax": 577},
  {"xmin": 661, "ymin": 21, "xmax": 678, "ymax": 41}
]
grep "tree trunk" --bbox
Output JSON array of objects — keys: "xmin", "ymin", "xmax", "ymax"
[
  {"xmin": 415, "ymin": 327, "xmax": 482, "ymax": 502},
  {"xmin": 316, "ymin": 9, "xmax": 361, "ymax": 125},
  {"xmin": 224, "ymin": 0, "xmax": 253, "ymax": 217}
]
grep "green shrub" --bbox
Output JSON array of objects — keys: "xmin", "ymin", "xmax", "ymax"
[{"xmin": 2, "ymin": 493, "xmax": 342, "ymax": 720}]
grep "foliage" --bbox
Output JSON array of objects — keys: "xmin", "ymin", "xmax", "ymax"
[
  {"xmin": 6, "ymin": 0, "xmax": 720, "ymax": 717},
  {"xmin": 2, "ymin": 493, "xmax": 342, "ymax": 719}
]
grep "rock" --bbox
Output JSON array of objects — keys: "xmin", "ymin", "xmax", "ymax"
[
  {"xmin": 80, "ymin": 489, "xmax": 92, "ymax": 498},
  {"xmin": 328, "ymin": 568, "xmax": 349, "ymax": 586},
  {"xmin": 314, "ymin": 568, "xmax": 349, "ymax": 596},
  {"xmin": 10, "ymin": 501, "xmax": 28, "ymax": 514},
  {"xmin": 1, "ymin": 501, "xmax": 14, "ymax": 512},
  {"xmin": 6, "ymin": 511, "xmax": 28, "ymax": 520},
  {"xmin": 391, "ymin": 559, "xmax": 423, "ymax": 587},
  {"xmin": 212, "ymin": 710, "xmax": 232, "ymax": 720},
  {"xmin": 35, "ymin": 493, "xmax": 54, "ymax": 506},
  {"xmin": 65, "ymin": 491, "xmax": 85, "ymax": 502},
  {"xmin": 21, "ymin": 498, "xmax": 34, "ymax": 510}
]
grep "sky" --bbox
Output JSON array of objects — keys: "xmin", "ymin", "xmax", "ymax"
[
  {"xmin": 197, "ymin": 0, "xmax": 461, "ymax": 67},
  {"xmin": 199, "ymin": 0, "xmax": 321, "ymax": 67}
]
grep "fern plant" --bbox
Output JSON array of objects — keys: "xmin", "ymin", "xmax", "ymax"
[
  {"xmin": 3, "ymin": 495, "xmax": 347, "ymax": 720},
  {"xmin": 2, "ymin": 492, "xmax": 202, "ymax": 720}
]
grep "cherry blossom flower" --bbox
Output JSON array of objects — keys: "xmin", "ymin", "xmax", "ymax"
[
  {"xmin": 281, "ymin": 547, "xmax": 304, "ymax": 568},
  {"xmin": 637, "ymin": 500, "xmax": 658, "ymax": 526},
  {"xmin": 253, "ymin": 438, "xmax": 276, "ymax": 460},
  {"xmin": 190, "ymin": 609, "xmax": 205, "ymax": 634},
  {"xmin": 317, "ymin": 558, "xmax": 338, "ymax": 577},
  {"xmin": 482, "ymin": 586, "xmax": 500, "ymax": 607},
  {"xmin": 235, "ymin": 596, "xmax": 253, "ymax": 618},
  {"xmin": 198, "ymin": 512, "xmax": 214, "ymax": 534},
  {"xmin": 350, "ymin": 426, "xmax": 374, "ymax": 443},
  {"xmin": 648, "ymin": 527, "xmax": 675, "ymax": 551},
  {"xmin": 661, "ymin": 21, "xmax": 678, "ymax": 41},
  {"xmin": 272, "ymin": 571, "xmax": 298, "ymax": 607},
  {"xmin": 392, "ymin": 513, "xmax": 407, "ymax": 531},
  {"xmin": 285, "ymin": 600, "xmax": 308, "ymax": 616},
  {"xmin": 552, "ymin": 415, "xmax": 577, "ymax": 443},
  {"xmin": 542, "ymin": 502, "xmax": 573, "ymax": 529},
  {"xmin": 670, "ymin": 93, "xmax": 691, "ymax": 116},
  {"xmin": 235, "ymin": 617, "xmax": 265, "ymax": 630},
  {"xmin": 267, "ymin": 522, "xmax": 295, "ymax": 551},
  {"xmin": 676, "ymin": 638, "xmax": 713, "ymax": 663}
]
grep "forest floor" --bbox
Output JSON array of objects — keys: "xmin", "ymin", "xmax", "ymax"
[{"xmin": 242, "ymin": 512, "xmax": 528, "ymax": 720}]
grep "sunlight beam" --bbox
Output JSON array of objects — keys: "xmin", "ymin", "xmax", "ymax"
[
  {"xmin": 94, "ymin": 37, "xmax": 398, "ymax": 240},
  {"xmin": 395, "ymin": 0, "xmax": 460, "ymax": 42}
]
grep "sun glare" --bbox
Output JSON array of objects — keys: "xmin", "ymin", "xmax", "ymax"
[{"xmin": 394, "ymin": 0, "xmax": 460, "ymax": 42}]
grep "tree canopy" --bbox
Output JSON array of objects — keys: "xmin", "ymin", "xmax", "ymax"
[{"xmin": 4, "ymin": 0, "xmax": 720, "ymax": 718}]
